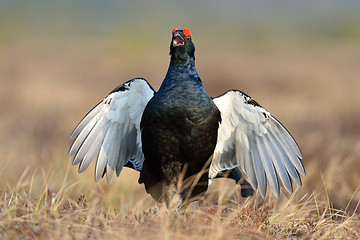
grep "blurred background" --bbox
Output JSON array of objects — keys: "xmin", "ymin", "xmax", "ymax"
[{"xmin": 0, "ymin": 0, "xmax": 359, "ymax": 212}]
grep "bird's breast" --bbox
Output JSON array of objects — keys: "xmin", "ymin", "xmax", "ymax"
[{"xmin": 139, "ymin": 79, "xmax": 221, "ymax": 199}]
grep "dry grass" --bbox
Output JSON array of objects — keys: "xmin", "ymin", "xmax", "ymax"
[
  {"xmin": 0, "ymin": 180, "xmax": 359, "ymax": 239},
  {"xmin": 1, "ymin": 24, "xmax": 360, "ymax": 238}
]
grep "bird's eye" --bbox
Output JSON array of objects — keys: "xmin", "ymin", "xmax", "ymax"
[{"xmin": 186, "ymin": 36, "xmax": 191, "ymax": 40}]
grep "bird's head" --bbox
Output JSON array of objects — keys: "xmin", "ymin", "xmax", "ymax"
[{"xmin": 170, "ymin": 28, "xmax": 195, "ymax": 64}]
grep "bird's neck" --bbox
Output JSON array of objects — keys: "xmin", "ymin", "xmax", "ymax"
[{"xmin": 165, "ymin": 56, "xmax": 199, "ymax": 80}]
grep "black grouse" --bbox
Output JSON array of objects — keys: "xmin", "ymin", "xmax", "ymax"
[{"xmin": 69, "ymin": 28, "xmax": 305, "ymax": 207}]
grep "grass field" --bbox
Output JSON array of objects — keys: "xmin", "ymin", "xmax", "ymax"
[{"xmin": 1, "ymin": 2, "xmax": 360, "ymax": 239}]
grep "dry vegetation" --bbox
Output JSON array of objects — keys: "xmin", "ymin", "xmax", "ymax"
[
  {"xmin": 1, "ymin": 21, "xmax": 360, "ymax": 238},
  {"xmin": 0, "ymin": 187, "xmax": 359, "ymax": 239}
]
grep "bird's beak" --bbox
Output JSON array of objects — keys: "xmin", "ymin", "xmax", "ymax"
[{"xmin": 172, "ymin": 32, "xmax": 185, "ymax": 47}]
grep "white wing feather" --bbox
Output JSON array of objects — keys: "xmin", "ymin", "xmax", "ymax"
[
  {"xmin": 68, "ymin": 78, "xmax": 155, "ymax": 183},
  {"xmin": 211, "ymin": 90, "xmax": 305, "ymax": 198}
]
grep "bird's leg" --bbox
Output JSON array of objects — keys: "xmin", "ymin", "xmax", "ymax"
[
  {"xmin": 163, "ymin": 182, "xmax": 180, "ymax": 209},
  {"xmin": 151, "ymin": 202, "xmax": 161, "ymax": 217}
]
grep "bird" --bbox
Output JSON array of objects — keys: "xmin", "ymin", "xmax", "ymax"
[{"xmin": 68, "ymin": 27, "xmax": 305, "ymax": 208}]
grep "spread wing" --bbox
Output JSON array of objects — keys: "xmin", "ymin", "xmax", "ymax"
[
  {"xmin": 210, "ymin": 90, "xmax": 305, "ymax": 198},
  {"xmin": 68, "ymin": 78, "xmax": 155, "ymax": 183}
]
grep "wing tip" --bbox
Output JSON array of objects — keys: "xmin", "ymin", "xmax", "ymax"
[
  {"xmin": 296, "ymin": 159, "xmax": 306, "ymax": 177},
  {"xmin": 78, "ymin": 161, "xmax": 87, "ymax": 173},
  {"xmin": 70, "ymin": 133, "xmax": 78, "ymax": 139}
]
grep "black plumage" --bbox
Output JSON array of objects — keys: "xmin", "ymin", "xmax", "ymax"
[
  {"xmin": 69, "ymin": 28, "xmax": 305, "ymax": 208},
  {"xmin": 139, "ymin": 33, "xmax": 221, "ymax": 203}
]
